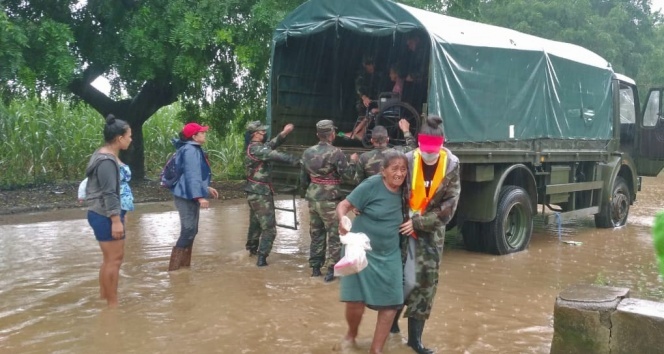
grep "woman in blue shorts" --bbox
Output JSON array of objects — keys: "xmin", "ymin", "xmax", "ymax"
[{"xmin": 84, "ymin": 114, "xmax": 132, "ymax": 308}]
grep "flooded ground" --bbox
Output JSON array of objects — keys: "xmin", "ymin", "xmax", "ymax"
[{"xmin": 1, "ymin": 175, "xmax": 664, "ymax": 354}]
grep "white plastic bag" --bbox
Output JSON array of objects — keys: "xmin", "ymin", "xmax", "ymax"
[
  {"xmin": 334, "ymin": 219, "xmax": 372, "ymax": 276},
  {"xmin": 77, "ymin": 178, "xmax": 88, "ymax": 201}
]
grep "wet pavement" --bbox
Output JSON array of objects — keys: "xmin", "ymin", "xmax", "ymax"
[{"xmin": 1, "ymin": 175, "xmax": 664, "ymax": 353}]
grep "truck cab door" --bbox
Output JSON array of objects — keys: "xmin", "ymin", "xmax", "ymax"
[{"xmin": 637, "ymin": 88, "xmax": 664, "ymax": 176}]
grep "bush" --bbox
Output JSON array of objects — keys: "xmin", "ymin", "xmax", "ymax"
[{"xmin": 0, "ymin": 99, "xmax": 244, "ymax": 188}]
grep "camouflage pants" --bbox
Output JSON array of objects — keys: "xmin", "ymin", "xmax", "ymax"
[
  {"xmin": 246, "ymin": 193, "xmax": 276, "ymax": 257},
  {"xmin": 403, "ymin": 230, "xmax": 444, "ymax": 320},
  {"xmin": 307, "ymin": 199, "xmax": 340, "ymax": 269}
]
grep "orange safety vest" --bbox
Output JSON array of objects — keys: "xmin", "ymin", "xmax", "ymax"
[{"xmin": 410, "ymin": 149, "xmax": 447, "ymax": 213}]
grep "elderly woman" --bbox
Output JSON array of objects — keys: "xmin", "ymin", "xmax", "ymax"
[{"xmin": 336, "ymin": 151, "xmax": 410, "ymax": 354}]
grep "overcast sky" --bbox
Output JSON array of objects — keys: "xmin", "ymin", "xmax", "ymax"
[{"xmin": 654, "ymin": 0, "xmax": 664, "ymax": 12}]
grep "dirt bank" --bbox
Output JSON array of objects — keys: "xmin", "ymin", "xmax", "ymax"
[{"xmin": 0, "ymin": 180, "xmax": 247, "ymax": 215}]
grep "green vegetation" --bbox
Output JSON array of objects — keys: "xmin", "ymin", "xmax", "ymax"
[
  {"xmin": 1, "ymin": 0, "xmax": 663, "ymax": 186},
  {"xmin": 0, "ymin": 99, "xmax": 244, "ymax": 188},
  {"xmin": 593, "ymin": 263, "xmax": 664, "ymax": 302}
]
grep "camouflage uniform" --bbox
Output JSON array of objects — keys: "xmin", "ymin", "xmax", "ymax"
[
  {"xmin": 300, "ymin": 120, "xmax": 355, "ymax": 271},
  {"xmin": 403, "ymin": 147, "xmax": 461, "ymax": 320},
  {"xmin": 244, "ymin": 122, "xmax": 299, "ymax": 257},
  {"xmin": 353, "ymin": 131, "xmax": 417, "ymax": 183}
]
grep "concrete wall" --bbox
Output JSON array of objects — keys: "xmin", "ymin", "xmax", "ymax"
[{"xmin": 550, "ymin": 284, "xmax": 664, "ymax": 354}]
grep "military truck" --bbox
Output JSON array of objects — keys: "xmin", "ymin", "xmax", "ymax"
[{"xmin": 267, "ymin": 0, "xmax": 664, "ymax": 254}]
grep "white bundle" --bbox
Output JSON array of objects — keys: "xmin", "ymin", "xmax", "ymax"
[{"xmin": 334, "ymin": 216, "xmax": 372, "ymax": 276}]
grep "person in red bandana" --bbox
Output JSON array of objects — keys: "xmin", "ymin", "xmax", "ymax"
[{"xmin": 395, "ymin": 115, "xmax": 461, "ymax": 354}]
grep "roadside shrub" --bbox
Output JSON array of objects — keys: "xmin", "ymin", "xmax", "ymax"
[{"xmin": 0, "ymin": 99, "xmax": 245, "ymax": 188}]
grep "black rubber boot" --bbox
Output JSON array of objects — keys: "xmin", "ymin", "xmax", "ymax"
[
  {"xmin": 256, "ymin": 255, "xmax": 268, "ymax": 267},
  {"xmin": 323, "ymin": 267, "xmax": 335, "ymax": 282},
  {"xmin": 390, "ymin": 308, "xmax": 404, "ymax": 334},
  {"xmin": 407, "ymin": 318, "xmax": 434, "ymax": 354},
  {"xmin": 311, "ymin": 267, "xmax": 322, "ymax": 277}
]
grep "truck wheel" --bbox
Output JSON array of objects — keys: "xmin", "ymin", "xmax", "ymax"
[
  {"xmin": 594, "ymin": 176, "xmax": 630, "ymax": 228},
  {"xmin": 461, "ymin": 221, "xmax": 487, "ymax": 253},
  {"xmin": 487, "ymin": 185, "xmax": 533, "ymax": 255}
]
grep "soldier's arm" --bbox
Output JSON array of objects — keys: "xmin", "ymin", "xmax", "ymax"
[
  {"xmin": 267, "ymin": 150, "xmax": 299, "ymax": 166},
  {"xmin": 412, "ymin": 163, "xmax": 461, "ymax": 232},
  {"xmin": 353, "ymin": 160, "xmax": 365, "ymax": 185},
  {"xmin": 335, "ymin": 150, "xmax": 356, "ymax": 184},
  {"xmin": 395, "ymin": 131, "xmax": 417, "ymax": 153},
  {"xmin": 266, "ymin": 132, "xmax": 287, "ymax": 150},
  {"xmin": 299, "ymin": 157, "xmax": 310, "ymax": 197}
]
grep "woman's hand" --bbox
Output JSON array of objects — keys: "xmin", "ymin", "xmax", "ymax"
[
  {"xmin": 208, "ymin": 187, "xmax": 219, "ymax": 199},
  {"xmin": 339, "ymin": 222, "xmax": 350, "ymax": 235},
  {"xmin": 111, "ymin": 218, "xmax": 124, "ymax": 239},
  {"xmin": 399, "ymin": 219, "xmax": 414, "ymax": 236},
  {"xmin": 198, "ymin": 198, "xmax": 210, "ymax": 209}
]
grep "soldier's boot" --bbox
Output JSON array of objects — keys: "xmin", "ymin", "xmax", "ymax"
[
  {"xmin": 407, "ymin": 318, "xmax": 434, "ymax": 354},
  {"xmin": 181, "ymin": 245, "xmax": 193, "ymax": 267},
  {"xmin": 168, "ymin": 247, "xmax": 186, "ymax": 271},
  {"xmin": 256, "ymin": 255, "xmax": 268, "ymax": 267},
  {"xmin": 311, "ymin": 267, "xmax": 322, "ymax": 277},
  {"xmin": 390, "ymin": 307, "xmax": 404, "ymax": 334},
  {"xmin": 323, "ymin": 266, "xmax": 335, "ymax": 283}
]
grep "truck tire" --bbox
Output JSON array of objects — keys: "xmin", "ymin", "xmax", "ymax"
[
  {"xmin": 461, "ymin": 221, "xmax": 487, "ymax": 253},
  {"xmin": 486, "ymin": 185, "xmax": 533, "ymax": 255},
  {"xmin": 594, "ymin": 176, "xmax": 630, "ymax": 228}
]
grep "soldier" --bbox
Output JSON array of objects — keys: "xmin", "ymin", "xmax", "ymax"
[
  {"xmin": 353, "ymin": 119, "xmax": 417, "ymax": 184},
  {"xmin": 396, "ymin": 115, "xmax": 461, "ymax": 354},
  {"xmin": 300, "ymin": 120, "xmax": 358, "ymax": 282},
  {"xmin": 244, "ymin": 120, "xmax": 300, "ymax": 267}
]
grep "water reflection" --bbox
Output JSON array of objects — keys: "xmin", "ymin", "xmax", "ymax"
[{"xmin": 1, "ymin": 176, "xmax": 663, "ymax": 353}]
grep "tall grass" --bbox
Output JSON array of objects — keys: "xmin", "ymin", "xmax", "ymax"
[{"xmin": 0, "ymin": 99, "xmax": 244, "ymax": 188}]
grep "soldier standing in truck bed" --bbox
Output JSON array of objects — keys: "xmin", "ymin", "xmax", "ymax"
[
  {"xmin": 300, "ymin": 120, "xmax": 358, "ymax": 282},
  {"xmin": 244, "ymin": 120, "xmax": 300, "ymax": 267}
]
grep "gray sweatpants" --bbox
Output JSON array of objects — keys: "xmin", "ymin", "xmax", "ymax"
[{"xmin": 174, "ymin": 196, "xmax": 200, "ymax": 248}]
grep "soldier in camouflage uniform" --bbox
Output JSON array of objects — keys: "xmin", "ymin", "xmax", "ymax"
[
  {"xmin": 353, "ymin": 119, "xmax": 417, "ymax": 184},
  {"xmin": 300, "ymin": 120, "xmax": 358, "ymax": 282},
  {"xmin": 244, "ymin": 121, "xmax": 300, "ymax": 267},
  {"xmin": 397, "ymin": 115, "xmax": 461, "ymax": 354}
]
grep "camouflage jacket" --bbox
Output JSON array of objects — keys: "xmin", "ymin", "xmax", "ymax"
[
  {"xmin": 355, "ymin": 69, "xmax": 386, "ymax": 100},
  {"xmin": 405, "ymin": 147, "xmax": 461, "ymax": 251},
  {"xmin": 353, "ymin": 131, "xmax": 417, "ymax": 184},
  {"xmin": 244, "ymin": 134, "xmax": 299, "ymax": 195},
  {"xmin": 300, "ymin": 142, "xmax": 355, "ymax": 201}
]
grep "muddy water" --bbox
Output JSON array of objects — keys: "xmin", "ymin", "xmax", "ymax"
[{"xmin": 1, "ymin": 176, "xmax": 664, "ymax": 354}]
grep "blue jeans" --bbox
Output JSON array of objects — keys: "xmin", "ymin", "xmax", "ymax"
[
  {"xmin": 88, "ymin": 210, "xmax": 126, "ymax": 242},
  {"xmin": 174, "ymin": 196, "xmax": 200, "ymax": 248}
]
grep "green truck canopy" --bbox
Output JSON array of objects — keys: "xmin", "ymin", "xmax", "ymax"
[{"xmin": 269, "ymin": 0, "xmax": 614, "ymax": 142}]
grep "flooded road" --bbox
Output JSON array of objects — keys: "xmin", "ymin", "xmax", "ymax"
[{"xmin": 1, "ymin": 175, "xmax": 664, "ymax": 353}]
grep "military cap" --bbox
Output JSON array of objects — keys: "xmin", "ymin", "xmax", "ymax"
[
  {"xmin": 316, "ymin": 120, "xmax": 336, "ymax": 133},
  {"xmin": 246, "ymin": 120, "xmax": 268, "ymax": 132}
]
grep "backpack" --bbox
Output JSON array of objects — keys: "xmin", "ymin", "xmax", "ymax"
[{"xmin": 160, "ymin": 150, "xmax": 181, "ymax": 189}]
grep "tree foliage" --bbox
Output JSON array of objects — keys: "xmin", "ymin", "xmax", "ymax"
[
  {"xmin": 1, "ymin": 0, "xmax": 303, "ymax": 179},
  {"xmin": 1, "ymin": 0, "xmax": 664, "ymax": 179},
  {"xmin": 479, "ymin": 0, "xmax": 664, "ymax": 93}
]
